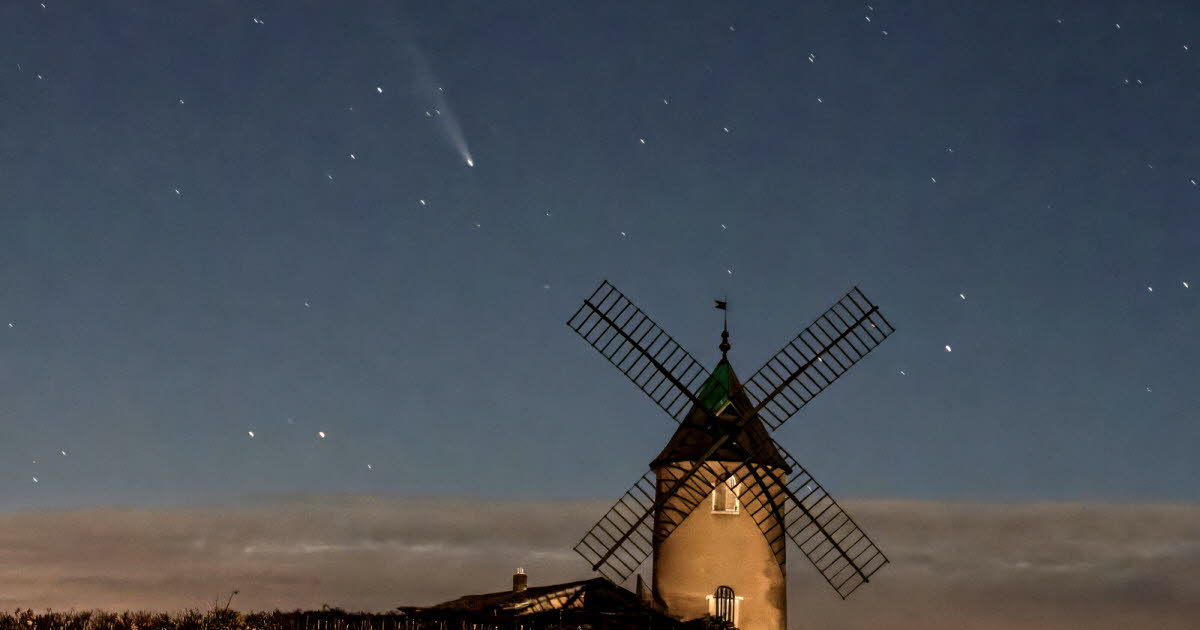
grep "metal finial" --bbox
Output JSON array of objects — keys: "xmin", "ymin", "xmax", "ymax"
[{"xmin": 715, "ymin": 299, "xmax": 730, "ymax": 358}]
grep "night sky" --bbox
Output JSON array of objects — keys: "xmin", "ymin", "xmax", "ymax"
[{"xmin": 1, "ymin": 0, "xmax": 1198, "ymax": 592}]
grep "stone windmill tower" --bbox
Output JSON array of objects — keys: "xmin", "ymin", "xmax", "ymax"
[{"xmin": 566, "ymin": 281, "xmax": 895, "ymax": 630}]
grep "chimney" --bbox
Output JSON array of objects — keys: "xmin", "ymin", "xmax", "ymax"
[{"xmin": 513, "ymin": 567, "xmax": 528, "ymax": 592}]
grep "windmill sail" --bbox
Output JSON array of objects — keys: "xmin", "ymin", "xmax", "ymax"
[
  {"xmin": 573, "ymin": 472, "xmax": 658, "ymax": 583},
  {"xmin": 568, "ymin": 281, "xmax": 711, "ymax": 423},
  {"xmin": 576, "ymin": 466, "xmax": 737, "ymax": 583},
  {"xmin": 733, "ymin": 441, "xmax": 888, "ymax": 599},
  {"xmin": 742, "ymin": 287, "xmax": 895, "ymax": 430}
]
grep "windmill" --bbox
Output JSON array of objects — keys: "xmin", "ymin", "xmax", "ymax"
[{"xmin": 566, "ymin": 281, "xmax": 895, "ymax": 630}]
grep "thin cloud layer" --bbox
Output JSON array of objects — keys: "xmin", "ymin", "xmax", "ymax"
[{"xmin": 1, "ymin": 497, "xmax": 1197, "ymax": 629}]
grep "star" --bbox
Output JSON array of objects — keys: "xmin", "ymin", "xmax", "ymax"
[
  {"xmin": 945, "ymin": 345, "xmax": 953, "ymax": 352},
  {"xmin": 247, "ymin": 431, "xmax": 255, "ymax": 438},
  {"xmin": 318, "ymin": 431, "xmax": 326, "ymax": 438},
  {"xmin": 376, "ymin": 86, "xmax": 383, "ymax": 94}
]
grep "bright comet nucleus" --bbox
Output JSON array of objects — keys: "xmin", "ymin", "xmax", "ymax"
[{"xmin": 466, "ymin": 157, "xmax": 474, "ymax": 167}]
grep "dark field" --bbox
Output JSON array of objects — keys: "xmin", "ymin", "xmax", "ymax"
[{"xmin": 0, "ymin": 611, "xmax": 412, "ymax": 630}]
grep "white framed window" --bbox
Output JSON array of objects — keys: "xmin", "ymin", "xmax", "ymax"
[
  {"xmin": 711, "ymin": 475, "xmax": 740, "ymax": 514},
  {"xmin": 706, "ymin": 586, "xmax": 743, "ymax": 627}
]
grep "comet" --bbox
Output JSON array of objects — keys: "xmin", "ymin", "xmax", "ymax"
[
  {"xmin": 374, "ymin": 7, "xmax": 476, "ymax": 168},
  {"xmin": 406, "ymin": 41, "xmax": 475, "ymax": 169}
]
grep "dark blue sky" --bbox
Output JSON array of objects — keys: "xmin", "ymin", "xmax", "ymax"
[{"xmin": 1, "ymin": 0, "xmax": 1196, "ymax": 511}]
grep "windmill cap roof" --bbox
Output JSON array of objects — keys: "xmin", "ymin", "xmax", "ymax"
[{"xmin": 649, "ymin": 359, "xmax": 790, "ymax": 472}]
